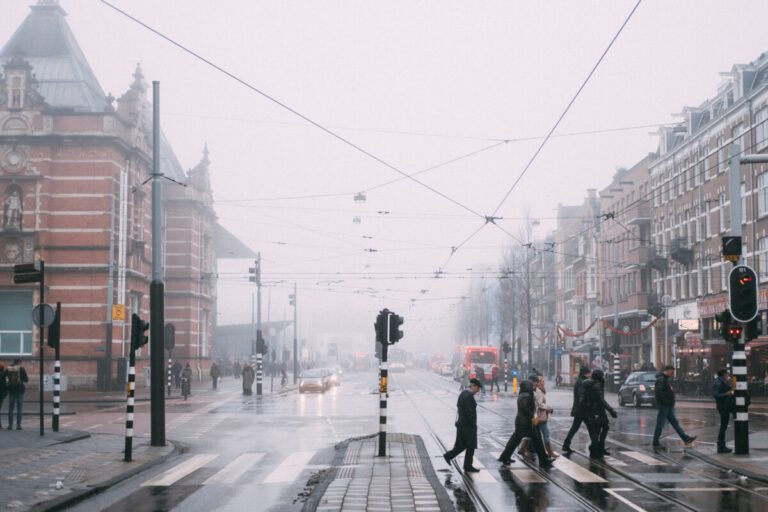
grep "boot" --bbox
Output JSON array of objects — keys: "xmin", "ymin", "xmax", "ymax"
[{"xmin": 545, "ymin": 442, "xmax": 560, "ymax": 458}]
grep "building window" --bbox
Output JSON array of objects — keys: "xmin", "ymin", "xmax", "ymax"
[
  {"xmin": 704, "ymin": 206, "xmax": 711, "ymax": 239},
  {"xmin": 741, "ymin": 182, "xmax": 746, "ymax": 224},
  {"xmin": 758, "ymin": 172, "xmax": 768, "ymax": 217},
  {"xmin": 0, "ymin": 292, "xmax": 33, "ymax": 356},
  {"xmin": 718, "ymin": 193, "xmax": 727, "ymax": 232},
  {"xmin": 756, "ymin": 108, "xmax": 768, "ymax": 150},
  {"xmin": 721, "ymin": 262, "xmax": 728, "ymax": 291},
  {"xmin": 760, "ymin": 237, "xmax": 768, "ymax": 283},
  {"xmin": 697, "ymin": 260, "xmax": 703, "ymax": 295},
  {"xmin": 718, "ymin": 135, "xmax": 727, "ymax": 173},
  {"xmin": 704, "ymin": 146, "xmax": 713, "ymax": 180}
]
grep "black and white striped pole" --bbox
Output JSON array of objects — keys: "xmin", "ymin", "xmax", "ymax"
[
  {"xmin": 167, "ymin": 355, "xmax": 173, "ymax": 396},
  {"xmin": 49, "ymin": 303, "xmax": 62, "ymax": 432},
  {"xmin": 124, "ymin": 348, "xmax": 136, "ymax": 462},
  {"xmin": 378, "ymin": 311, "xmax": 390, "ymax": 457},
  {"xmin": 256, "ymin": 349, "xmax": 263, "ymax": 396},
  {"xmin": 613, "ymin": 353, "xmax": 621, "ymax": 387}
]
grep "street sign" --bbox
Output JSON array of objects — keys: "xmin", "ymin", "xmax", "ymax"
[
  {"xmin": 112, "ymin": 304, "xmax": 126, "ymax": 321},
  {"xmin": 556, "ymin": 348, "xmax": 563, "ymax": 356},
  {"xmin": 13, "ymin": 262, "xmax": 41, "ymax": 284},
  {"xmin": 31, "ymin": 303, "xmax": 55, "ymax": 327}
]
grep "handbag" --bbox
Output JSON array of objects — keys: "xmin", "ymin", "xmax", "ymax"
[
  {"xmin": 531, "ymin": 415, "xmax": 541, "ymax": 427},
  {"xmin": 536, "ymin": 408, "xmax": 550, "ymax": 422}
]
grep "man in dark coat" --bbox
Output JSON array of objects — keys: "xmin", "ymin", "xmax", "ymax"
[
  {"xmin": 5, "ymin": 358, "xmax": 29, "ymax": 430},
  {"xmin": 582, "ymin": 369, "xmax": 617, "ymax": 458},
  {"xmin": 712, "ymin": 367, "xmax": 734, "ymax": 454},
  {"xmin": 443, "ymin": 378, "xmax": 482, "ymax": 472},
  {"xmin": 652, "ymin": 365, "xmax": 696, "ymax": 451},
  {"xmin": 497, "ymin": 379, "xmax": 551, "ymax": 467},
  {"xmin": 562, "ymin": 366, "xmax": 591, "ymax": 453}
]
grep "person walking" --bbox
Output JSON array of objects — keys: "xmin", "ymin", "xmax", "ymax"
[
  {"xmin": 172, "ymin": 361, "xmax": 183, "ymax": 389},
  {"xmin": 180, "ymin": 363, "xmax": 193, "ymax": 397},
  {"xmin": 562, "ymin": 366, "xmax": 591, "ymax": 453},
  {"xmin": 242, "ymin": 363, "xmax": 255, "ymax": 396},
  {"xmin": 459, "ymin": 366, "xmax": 470, "ymax": 392},
  {"xmin": 443, "ymin": 378, "xmax": 483, "ymax": 473},
  {"xmin": 582, "ymin": 369, "xmax": 617, "ymax": 458},
  {"xmin": 498, "ymin": 378, "xmax": 552, "ymax": 468},
  {"xmin": 535, "ymin": 376, "xmax": 559, "ymax": 458},
  {"xmin": 490, "ymin": 365, "xmax": 500, "ymax": 392},
  {"xmin": 210, "ymin": 361, "xmax": 221, "ymax": 390},
  {"xmin": 6, "ymin": 358, "xmax": 28, "ymax": 430},
  {"xmin": 713, "ymin": 367, "xmax": 734, "ymax": 454},
  {"xmin": 233, "ymin": 360, "xmax": 241, "ymax": 380},
  {"xmin": 652, "ymin": 365, "xmax": 697, "ymax": 451}
]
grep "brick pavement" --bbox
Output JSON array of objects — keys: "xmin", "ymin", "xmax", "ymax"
[
  {"xmin": 0, "ymin": 429, "xmax": 177, "ymax": 512},
  {"xmin": 308, "ymin": 434, "xmax": 453, "ymax": 512}
]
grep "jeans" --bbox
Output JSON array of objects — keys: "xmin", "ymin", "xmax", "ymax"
[
  {"xmin": 653, "ymin": 406, "xmax": 690, "ymax": 445},
  {"xmin": 499, "ymin": 426, "xmax": 548, "ymax": 464},
  {"xmin": 540, "ymin": 421, "xmax": 551, "ymax": 444},
  {"xmin": 8, "ymin": 392, "xmax": 23, "ymax": 428},
  {"xmin": 717, "ymin": 408, "xmax": 731, "ymax": 448}
]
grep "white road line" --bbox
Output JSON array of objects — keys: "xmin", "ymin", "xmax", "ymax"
[
  {"xmin": 262, "ymin": 451, "xmax": 315, "ymax": 483},
  {"xmin": 142, "ymin": 454, "xmax": 219, "ymax": 487},
  {"xmin": 603, "ymin": 455, "xmax": 627, "ymax": 467},
  {"xmin": 83, "ymin": 424, "xmax": 102, "ymax": 431},
  {"xmin": 620, "ymin": 451, "xmax": 666, "ymax": 466},
  {"xmin": 510, "ymin": 469, "xmax": 546, "ymax": 484},
  {"xmin": 552, "ymin": 456, "xmax": 607, "ymax": 483},
  {"xmin": 604, "ymin": 488, "xmax": 647, "ymax": 512},
  {"xmin": 664, "ymin": 488, "xmax": 738, "ymax": 492},
  {"xmin": 204, "ymin": 453, "xmax": 265, "ymax": 485},
  {"xmin": 465, "ymin": 459, "xmax": 496, "ymax": 483}
]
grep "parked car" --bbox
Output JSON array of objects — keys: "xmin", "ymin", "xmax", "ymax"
[
  {"xmin": 299, "ymin": 368, "xmax": 331, "ymax": 393},
  {"xmin": 618, "ymin": 371, "xmax": 657, "ymax": 407},
  {"xmin": 438, "ymin": 363, "xmax": 453, "ymax": 376},
  {"xmin": 329, "ymin": 366, "xmax": 343, "ymax": 386}
]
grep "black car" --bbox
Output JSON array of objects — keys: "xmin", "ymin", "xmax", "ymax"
[{"xmin": 618, "ymin": 371, "xmax": 657, "ymax": 407}]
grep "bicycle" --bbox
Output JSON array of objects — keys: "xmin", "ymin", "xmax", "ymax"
[{"xmin": 181, "ymin": 377, "xmax": 190, "ymax": 400}]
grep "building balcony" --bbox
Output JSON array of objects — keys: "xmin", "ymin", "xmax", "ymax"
[
  {"xmin": 647, "ymin": 248, "xmax": 668, "ymax": 274},
  {"xmin": 647, "ymin": 293, "xmax": 663, "ymax": 317},
  {"xmin": 621, "ymin": 292, "xmax": 648, "ymax": 313},
  {"xmin": 626, "ymin": 201, "xmax": 651, "ymax": 226},
  {"xmin": 670, "ymin": 236, "xmax": 694, "ymax": 266},
  {"xmin": 626, "ymin": 245, "xmax": 649, "ymax": 269}
]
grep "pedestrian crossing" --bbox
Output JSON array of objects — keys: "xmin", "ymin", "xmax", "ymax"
[
  {"xmin": 484, "ymin": 450, "xmax": 666, "ymax": 485},
  {"xmin": 141, "ymin": 450, "xmax": 321, "ymax": 488}
]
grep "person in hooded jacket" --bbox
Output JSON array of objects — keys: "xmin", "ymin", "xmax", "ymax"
[
  {"xmin": 562, "ymin": 366, "xmax": 591, "ymax": 453},
  {"xmin": 582, "ymin": 369, "xmax": 617, "ymax": 458},
  {"xmin": 497, "ymin": 379, "xmax": 552, "ymax": 468},
  {"xmin": 712, "ymin": 367, "xmax": 734, "ymax": 454},
  {"xmin": 652, "ymin": 365, "xmax": 696, "ymax": 451}
]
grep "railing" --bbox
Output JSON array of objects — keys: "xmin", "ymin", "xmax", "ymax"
[{"xmin": 0, "ymin": 330, "xmax": 33, "ymax": 356}]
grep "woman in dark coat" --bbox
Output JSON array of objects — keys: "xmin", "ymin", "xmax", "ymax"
[
  {"xmin": 443, "ymin": 378, "xmax": 482, "ymax": 472},
  {"xmin": 242, "ymin": 363, "xmax": 255, "ymax": 396},
  {"xmin": 498, "ymin": 379, "xmax": 552, "ymax": 467}
]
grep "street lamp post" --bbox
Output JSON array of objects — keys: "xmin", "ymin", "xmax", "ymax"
[{"xmin": 662, "ymin": 294, "xmax": 673, "ymax": 369}]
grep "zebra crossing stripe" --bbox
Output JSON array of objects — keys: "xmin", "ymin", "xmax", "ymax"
[
  {"xmin": 142, "ymin": 454, "xmax": 219, "ymax": 487},
  {"xmin": 262, "ymin": 451, "xmax": 315, "ymax": 483},
  {"xmin": 620, "ymin": 451, "xmax": 665, "ymax": 466},
  {"xmin": 204, "ymin": 453, "xmax": 265, "ymax": 485},
  {"xmin": 552, "ymin": 456, "xmax": 607, "ymax": 483}
]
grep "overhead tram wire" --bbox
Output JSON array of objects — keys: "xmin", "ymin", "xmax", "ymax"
[
  {"xmin": 490, "ymin": 0, "xmax": 643, "ymax": 218},
  {"xmin": 100, "ymin": 0, "xmax": 487, "ymax": 222}
]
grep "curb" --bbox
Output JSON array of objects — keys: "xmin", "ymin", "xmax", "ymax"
[
  {"xmin": 687, "ymin": 448, "xmax": 768, "ymax": 485},
  {"xmin": 30, "ymin": 439, "xmax": 187, "ymax": 512},
  {"xmin": 413, "ymin": 434, "xmax": 455, "ymax": 512}
]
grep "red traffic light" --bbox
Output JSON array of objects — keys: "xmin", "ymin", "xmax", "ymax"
[{"xmin": 726, "ymin": 324, "xmax": 743, "ymax": 342}]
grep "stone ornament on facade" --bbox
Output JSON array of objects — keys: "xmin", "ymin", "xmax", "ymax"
[{"xmin": 0, "ymin": 145, "xmax": 27, "ymax": 173}]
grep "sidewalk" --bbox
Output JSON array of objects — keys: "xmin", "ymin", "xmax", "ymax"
[
  {"xmin": 305, "ymin": 433, "xmax": 453, "ymax": 512},
  {"xmin": 689, "ymin": 430, "xmax": 768, "ymax": 484},
  {"xmin": 0, "ymin": 429, "xmax": 179, "ymax": 512}
]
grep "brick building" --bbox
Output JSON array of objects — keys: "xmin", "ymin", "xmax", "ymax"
[{"xmin": 0, "ymin": 1, "xmax": 238, "ymax": 388}]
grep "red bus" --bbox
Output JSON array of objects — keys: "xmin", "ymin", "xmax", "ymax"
[{"xmin": 456, "ymin": 345, "xmax": 498, "ymax": 383}]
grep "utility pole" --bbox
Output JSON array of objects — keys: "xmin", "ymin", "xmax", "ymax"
[
  {"xmin": 256, "ymin": 253, "xmax": 263, "ymax": 396},
  {"xmin": 526, "ymin": 250, "xmax": 533, "ymax": 370},
  {"xmin": 292, "ymin": 283, "xmax": 298, "ymax": 384},
  {"xmin": 613, "ymin": 243, "xmax": 620, "ymax": 388},
  {"xmin": 149, "ymin": 81, "xmax": 165, "ymax": 447}
]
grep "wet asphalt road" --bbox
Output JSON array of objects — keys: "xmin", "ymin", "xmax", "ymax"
[{"xmin": 59, "ymin": 369, "xmax": 768, "ymax": 511}]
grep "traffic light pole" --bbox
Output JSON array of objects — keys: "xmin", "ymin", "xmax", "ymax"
[
  {"xmin": 38, "ymin": 260, "xmax": 45, "ymax": 437},
  {"xmin": 256, "ymin": 252, "xmax": 263, "ymax": 396},
  {"xmin": 729, "ymin": 143, "xmax": 749, "ymax": 454},
  {"xmin": 293, "ymin": 283, "xmax": 298, "ymax": 384},
  {"xmin": 378, "ymin": 313, "xmax": 390, "ymax": 457}
]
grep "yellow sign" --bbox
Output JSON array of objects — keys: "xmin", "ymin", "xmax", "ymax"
[
  {"xmin": 112, "ymin": 305, "xmax": 126, "ymax": 321},
  {"xmin": 379, "ymin": 377, "xmax": 388, "ymax": 394}
]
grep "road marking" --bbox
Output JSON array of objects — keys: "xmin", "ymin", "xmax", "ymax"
[
  {"xmin": 263, "ymin": 451, "xmax": 315, "ymax": 483},
  {"xmin": 204, "ymin": 453, "xmax": 265, "ymax": 485},
  {"xmin": 604, "ymin": 488, "xmax": 647, "ymax": 512},
  {"xmin": 620, "ymin": 451, "xmax": 665, "ymax": 466},
  {"xmin": 603, "ymin": 455, "xmax": 627, "ymax": 466},
  {"xmin": 142, "ymin": 454, "xmax": 219, "ymax": 487},
  {"xmin": 510, "ymin": 469, "xmax": 546, "ymax": 483},
  {"xmin": 464, "ymin": 459, "xmax": 496, "ymax": 483},
  {"xmin": 663, "ymin": 488, "xmax": 738, "ymax": 492},
  {"xmin": 553, "ymin": 456, "xmax": 607, "ymax": 483},
  {"xmin": 83, "ymin": 424, "xmax": 102, "ymax": 431}
]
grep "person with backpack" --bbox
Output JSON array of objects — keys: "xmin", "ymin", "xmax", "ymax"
[
  {"xmin": 712, "ymin": 367, "xmax": 734, "ymax": 454},
  {"xmin": 562, "ymin": 366, "xmax": 591, "ymax": 453},
  {"xmin": 652, "ymin": 365, "xmax": 697, "ymax": 451},
  {"xmin": 582, "ymin": 369, "xmax": 618, "ymax": 458},
  {"xmin": 6, "ymin": 358, "xmax": 29, "ymax": 430}
]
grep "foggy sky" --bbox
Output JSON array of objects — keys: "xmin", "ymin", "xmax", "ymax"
[{"xmin": 3, "ymin": 0, "xmax": 767, "ymax": 357}]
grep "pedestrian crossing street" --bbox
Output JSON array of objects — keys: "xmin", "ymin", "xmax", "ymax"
[
  {"xmin": 141, "ymin": 450, "xmax": 324, "ymax": 488},
  {"xmin": 452, "ymin": 450, "xmax": 670, "ymax": 485}
]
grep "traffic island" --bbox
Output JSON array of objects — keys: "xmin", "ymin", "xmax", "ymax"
[{"xmin": 304, "ymin": 433, "xmax": 453, "ymax": 512}]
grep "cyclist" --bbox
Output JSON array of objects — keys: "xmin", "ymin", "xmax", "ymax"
[{"xmin": 181, "ymin": 363, "xmax": 193, "ymax": 398}]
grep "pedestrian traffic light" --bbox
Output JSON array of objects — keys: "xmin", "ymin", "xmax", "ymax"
[
  {"xmin": 289, "ymin": 294, "xmax": 295, "ymax": 306},
  {"xmin": 746, "ymin": 316, "xmax": 762, "ymax": 341},
  {"xmin": 248, "ymin": 258, "xmax": 260, "ymax": 284},
  {"xmin": 726, "ymin": 323, "xmax": 743, "ymax": 343},
  {"xmin": 131, "ymin": 313, "xmax": 149, "ymax": 351},
  {"xmin": 388, "ymin": 313, "xmax": 404, "ymax": 343},
  {"xmin": 164, "ymin": 323, "xmax": 175, "ymax": 351},
  {"xmin": 502, "ymin": 341, "xmax": 511, "ymax": 354},
  {"xmin": 374, "ymin": 309, "xmax": 389, "ymax": 344},
  {"xmin": 729, "ymin": 264, "xmax": 758, "ymax": 323},
  {"xmin": 48, "ymin": 302, "xmax": 61, "ymax": 349}
]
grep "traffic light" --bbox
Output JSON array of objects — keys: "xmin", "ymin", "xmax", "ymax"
[
  {"xmin": 374, "ymin": 309, "xmax": 389, "ymax": 344},
  {"xmin": 256, "ymin": 333, "xmax": 267, "ymax": 354},
  {"xmin": 747, "ymin": 316, "xmax": 762, "ymax": 341},
  {"xmin": 48, "ymin": 302, "xmax": 61, "ymax": 349},
  {"xmin": 248, "ymin": 258, "xmax": 260, "ymax": 285},
  {"xmin": 164, "ymin": 323, "xmax": 175, "ymax": 351},
  {"xmin": 726, "ymin": 323, "xmax": 743, "ymax": 343},
  {"xmin": 715, "ymin": 310, "xmax": 732, "ymax": 341},
  {"xmin": 388, "ymin": 313, "xmax": 404, "ymax": 343},
  {"xmin": 729, "ymin": 265, "xmax": 758, "ymax": 323},
  {"xmin": 289, "ymin": 294, "xmax": 295, "ymax": 306},
  {"xmin": 131, "ymin": 313, "xmax": 149, "ymax": 351},
  {"xmin": 502, "ymin": 341, "xmax": 511, "ymax": 354}
]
